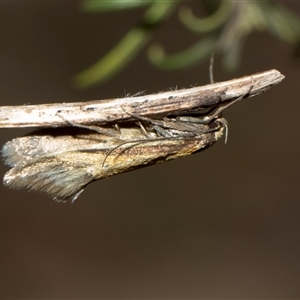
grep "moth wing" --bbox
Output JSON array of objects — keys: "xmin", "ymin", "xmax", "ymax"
[
  {"xmin": 3, "ymin": 153, "xmax": 94, "ymax": 202},
  {"xmin": 1, "ymin": 129, "xmax": 111, "ymax": 201}
]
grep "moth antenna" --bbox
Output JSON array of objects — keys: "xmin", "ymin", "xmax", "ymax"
[
  {"xmin": 101, "ymin": 139, "xmax": 149, "ymax": 167},
  {"xmin": 209, "ymin": 53, "xmax": 215, "ymax": 84}
]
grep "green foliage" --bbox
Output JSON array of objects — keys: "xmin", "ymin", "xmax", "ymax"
[
  {"xmin": 80, "ymin": 0, "xmax": 151, "ymax": 13},
  {"xmin": 73, "ymin": 0, "xmax": 300, "ymax": 88}
]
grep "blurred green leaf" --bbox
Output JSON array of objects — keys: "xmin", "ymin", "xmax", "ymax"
[
  {"xmin": 75, "ymin": 0, "xmax": 300, "ymax": 88},
  {"xmin": 148, "ymin": 38, "xmax": 216, "ymax": 70},
  {"xmin": 72, "ymin": 28, "xmax": 151, "ymax": 88},
  {"xmin": 179, "ymin": 1, "xmax": 232, "ymax": 33},
  {"xmin": 259, "ymin": 2, "xmax": 300, "ymax": 44},
  {"xmin": 80, "ymin": 0, "xmax": 153, "ymax": 13},
  {"xmin": 73, "ymin": 1, "xmax": 177, "ymax": 88}
]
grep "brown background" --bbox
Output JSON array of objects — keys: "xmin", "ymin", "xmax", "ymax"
[{"xmin": 0, "ymin": 1, "xmax": 300, "ymax": 299}]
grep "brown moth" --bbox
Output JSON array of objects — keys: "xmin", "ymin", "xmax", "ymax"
[{"xmin": 2, "ymin": 113, "xmax": 225, "ymax": 202}]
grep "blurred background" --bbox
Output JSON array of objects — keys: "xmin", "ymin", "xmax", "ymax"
[{"xmin": 0, "ymin": 1, "xmax": 300, "ymax": 298}]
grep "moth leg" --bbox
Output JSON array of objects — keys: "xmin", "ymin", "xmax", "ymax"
[
  {"xmin": 152, "ymin": 125, "xmax": 173, "ymax": 138},
  {"xmin": 207, "ymin": 83, "xmax": 254, "ymax": 121},
  {"xmin": 202, "ymin": 95, "xmax": 245, "ymax": 122},
  {"xmin": 131, "ymin": 90, "xmax": 146, "ymax": 97},
  {"xmin": 120, "ymin": 106, "xmax": 165, "ymax": 127},
  {"xmin": 121, "ymin": 105, "xmax": 173, "ymax": 138},
  {"xmin": 136, "ymin": 121, "xmax": 153, "ymax": 138},
  {"xmin": 56, "ymin": 111, "xmax": 119, "ymax": 137},
  {"xmin": 113, "ymin": 123, "xmax": 121, "ymax": 133},
  {"xmin": 174, "ymin": 102, "xmax": 231, "ymax": 125},
  {"xmin": 177, "ymin": 87, "xmax": 253, "ymax": 125}
]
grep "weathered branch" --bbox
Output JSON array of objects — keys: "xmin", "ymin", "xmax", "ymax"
[{"xmin": 0, "ymin": 69, "xmax": 284, "ymax": 128}]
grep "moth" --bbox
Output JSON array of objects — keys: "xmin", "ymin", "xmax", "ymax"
[
  {"xmin": 0, "ymin": 70, "xmax": 284, "ymax": 202},
  {"xmin": 2, "ymin": 112, "xmax": 226, "ymax": 202}
]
